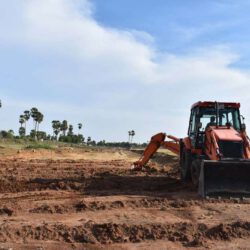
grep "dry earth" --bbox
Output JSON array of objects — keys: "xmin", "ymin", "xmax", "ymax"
[{"xmin": 0, "ymin": 146, "xmax": 250, "ymax": 249}]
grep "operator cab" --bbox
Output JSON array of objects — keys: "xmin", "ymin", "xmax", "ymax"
[
  {"xmin": 188, "ymin": 101, "xmax": 242, "ymax": 149},
  {"xmin": 205, "ymin": 116, "xmax": 216, "ymax": 130}
]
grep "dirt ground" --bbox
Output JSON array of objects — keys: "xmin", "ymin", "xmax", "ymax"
[{"xmin": 0, "ymin": 146, "xmax": 250, "ymax": 250}]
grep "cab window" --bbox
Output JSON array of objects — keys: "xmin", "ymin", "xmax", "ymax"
[
  {"xmin": 188, "ymin": 109, "xmax": 197, "ymax": 135},
  {"xmin": 198, "ymin": 107, "xmax": 241, "ymax": 131}
]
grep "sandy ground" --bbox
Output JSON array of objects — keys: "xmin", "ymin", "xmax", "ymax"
[{"xmin": 0, "ymin": 147, "xmax": 250, "ymax": 249}]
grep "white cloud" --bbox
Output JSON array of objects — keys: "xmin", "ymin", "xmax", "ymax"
[
  {"xmin": 18, "ymin": 0, "xmax": 249, "ymax": 87},
  {"xmin": 1, "ymin": 0, "xmax": 250, "ymax": 141}
]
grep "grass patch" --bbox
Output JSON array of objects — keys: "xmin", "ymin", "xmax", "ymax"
[{"xmin": 25, "ymin": 143, "xmax": 55, "ymax": 150}]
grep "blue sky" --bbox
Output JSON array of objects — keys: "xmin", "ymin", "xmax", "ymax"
[
  {"xmin": 93, "ymin": 0, "xmax": 250, "ymax": 64},
  {"xmin": 1, "ymin": 0, "xmax": 250, "ymax": 142}
]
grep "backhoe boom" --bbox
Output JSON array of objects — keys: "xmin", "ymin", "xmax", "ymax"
[{"xmin": 131, "ymin": 132, "xmax": 180, "ymax": 170}]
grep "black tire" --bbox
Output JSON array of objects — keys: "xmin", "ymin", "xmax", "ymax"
[
  {"xmin": 180, "ymin": 147, "xmax": 192, "ymax": 181},
  {"xmin": 191, "ymin": 159, "xmax": 201, "ymax": 187}
]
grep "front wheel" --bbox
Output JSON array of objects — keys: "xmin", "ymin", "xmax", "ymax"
[
  {"xmin": 191, "ymin": 159, "xmax": 201, "ymax": 187},
  {"xmin": 180, "ymin": 147, "xmax": 192, "ymax": 181}
]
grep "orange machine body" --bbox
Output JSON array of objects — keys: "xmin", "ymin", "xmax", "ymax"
[
  {"xmin": 132, "ymin": 101, "xmax": 250, "ymax": 170},
  {"xmin": 132, "ymin": 101, "xmax": 250, "ymax": 197}
]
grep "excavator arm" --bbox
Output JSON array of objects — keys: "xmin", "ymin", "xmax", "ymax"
[{"xmin": 131, "ymin": 132, "xmax": 180, "ymax": 170}]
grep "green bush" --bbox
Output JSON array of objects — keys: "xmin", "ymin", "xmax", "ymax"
[{"xmin": 25, "ymin": 143, "xmax": 54, "ymax": 150}]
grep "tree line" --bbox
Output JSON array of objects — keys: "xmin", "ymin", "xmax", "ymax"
[
  {"xmin": 0, "ymin": 100, "xmax": 140, "ymax": 147},
  {"xmin": 0, "ymin": 102, "xmax": 86, "ymax": 144},
  {"xmin": 18, "ymin": 108, "xmax": 85, "ymax": 143}
]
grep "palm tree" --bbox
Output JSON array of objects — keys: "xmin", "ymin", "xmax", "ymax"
[
  {"xmin": 78, "ymin": 123, "xmax": 82, "ymax": 134},
  {"xmin": 52, "ymin": 120, "xmax": 61, "ymax": 140},
  {"xmin": 130, "ymin": 130, "xmax": 135, "ymax": 143},
  {"xmin": 68, "ymin": 124, "xmax": 73, "ymax": 136},
  {"xmin": 87, "ymin": 136, "xmax": 91, "ymax": 145},
  {"xmin": 23, "ymin": 110, "xmax": 30, "ymax": 134},
  {"xmin": 128, "ymin": 131, "xmax": 132, "ymax": 143},
  {"xmin": 30, "ymin": 108, "xmax": 43, "ymax": 139},
  {"xmin": 19, "ymin": 115, "xmax": 25, "ymax": 128},
  {"xmin": 19, "ymin": 127, "xmax": 25, "ymax": 137},
  {"xmin": 61, "ymin": 120, "xmax": 68, "ymax": 136},
  {"xmin": 36, "ymin": 112, "xmax": 44, "ymax": 132},
  {"xmin": 30, "ymin": 107, "xmax": 38, "ymax": 132}
]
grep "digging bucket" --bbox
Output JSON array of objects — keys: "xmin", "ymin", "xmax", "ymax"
[{"xmin": 199, "ymin": 160, "xmax": 250, "ymax": 198}]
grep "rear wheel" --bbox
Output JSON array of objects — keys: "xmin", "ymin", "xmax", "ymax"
[
  {"xmin": 191, "ymin": 159, "xmax": 201, "ymax": 187},
  {"xmin": 180, "ymin": 147, "xmax": 192, "ymax": 181}
]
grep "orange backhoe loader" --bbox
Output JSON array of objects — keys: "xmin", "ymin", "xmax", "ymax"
[{"xmin": 132, "ymin": 101, "xmax": 250, "ymax": 198}]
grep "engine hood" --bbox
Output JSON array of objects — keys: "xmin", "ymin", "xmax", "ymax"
[{"xmin": 210, "ymin": 126, "xmax": 242, "ymax": 141}]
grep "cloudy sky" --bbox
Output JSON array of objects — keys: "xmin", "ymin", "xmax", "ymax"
[{"xmin": 1, "ymin": 0, "xmax": 250, "ymax": 142}]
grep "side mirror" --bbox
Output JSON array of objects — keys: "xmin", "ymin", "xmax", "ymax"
[
  {"xmin": 241, "ymin": 124, "xmax": 246, "ymax": 131},
  {"xmin": 197, "ymin": 122, "xmax": 202, "ymax": 129}
]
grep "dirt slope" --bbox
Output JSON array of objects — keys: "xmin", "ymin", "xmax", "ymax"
[{"xmin": 0, "ymin": 147, "xmax": 250, "ymax": 249}]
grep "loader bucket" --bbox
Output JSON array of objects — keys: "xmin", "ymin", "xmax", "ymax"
[{"xmin": 199, "ymin": 160, "xmax": 250, "ymax": 198}]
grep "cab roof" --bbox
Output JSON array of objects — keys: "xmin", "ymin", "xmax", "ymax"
[{"xmin": 191, "ymin": 101, "xmax": 240, "ymax": 110}]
